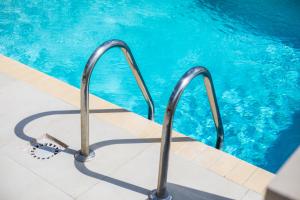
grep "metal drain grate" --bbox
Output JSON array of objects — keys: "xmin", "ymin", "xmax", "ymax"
[{"xmin": 30, "ymin": 143, "xmax": 62, "ymax": 160}]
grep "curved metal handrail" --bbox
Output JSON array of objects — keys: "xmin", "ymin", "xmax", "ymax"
[
  {"xmin": 75, "ymin": 39, "xmax": 155, "ymax": 162},
  {"xmin": 149, "ymin": 66, "xmax": 224, "ymax": 200}
]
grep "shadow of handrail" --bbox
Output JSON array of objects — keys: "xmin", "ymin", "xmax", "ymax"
[
  {"xmin": 14, "ymin": 108, "xmax": 129, "ymax": 143},
  {"xmin": 13, "ymin": 109, "xmax": 193, "ymax": 196},
  {"xmin": 74, "ymin": 159, "xmax": 150, "ymax": 195},
  {"xmin": 14, "ymin": 109, "xmax": 233, "ymax": 199}
]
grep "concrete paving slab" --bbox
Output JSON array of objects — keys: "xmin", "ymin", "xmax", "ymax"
[{"xmin": 0, "ymin": 155, "xmax": 73, "ymax": 200}]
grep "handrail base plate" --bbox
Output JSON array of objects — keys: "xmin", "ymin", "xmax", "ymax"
[
  {"xmin": 74, "ymin": 149, "xmax": 95, "ymax": 162},
  {"xmin": 148, "ymin": 190, "xmax": 172, "ymax": 200}
]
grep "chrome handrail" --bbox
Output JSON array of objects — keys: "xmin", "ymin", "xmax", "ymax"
[
  {"xmin": 75, "ymin": 39, "xmax": 155, "ymax": 162},
  {"xmin": 149, "ymin": 67, "xmax": 224, "ymax": 200}
]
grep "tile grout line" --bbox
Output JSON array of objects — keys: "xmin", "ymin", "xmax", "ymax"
[
  {"xmin": 242, "ymin": 167, "xmax": 258, "ymax": 186},
  {"xmin": 74, "ymin": 180, "xmax": 103, "ymax": 200},
  {"xmin": 74, "ymin": 143, "xmax": 157, "ymax": 199},
  {"xmin": 239, "ymin": 189, "xmax": 251, "ymax": 200}
]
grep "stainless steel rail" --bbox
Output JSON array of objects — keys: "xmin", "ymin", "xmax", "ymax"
[
  {"xmin": 74, "ymin": 39, "xmax": 155, "ymax": 162},
  {"xmin": 149, "ymin": 67, "xmax": 224, "ymax": 200}
]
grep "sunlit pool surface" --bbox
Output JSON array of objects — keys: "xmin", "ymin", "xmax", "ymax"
[{"xmin": 1, "ymin": 0, "xmax": 299, "ymax": 173}]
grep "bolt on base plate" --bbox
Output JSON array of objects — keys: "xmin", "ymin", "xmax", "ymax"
[
  {"xmin": 148, "ymin": 190, "xmax": 172, "ymax": 200},
  {"xmin": 74, "ymin": 149, "xmax": 95, "ymax": 162}
]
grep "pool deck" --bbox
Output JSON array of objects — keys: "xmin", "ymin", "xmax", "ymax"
[{"xmin": 0, "ymin": 54, "xmax": 274, "ymax": 200}]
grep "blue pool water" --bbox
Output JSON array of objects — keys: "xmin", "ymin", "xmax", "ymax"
[{"xmin": 1, "ymin": 0, "xmax": 299, "ymax": 173}]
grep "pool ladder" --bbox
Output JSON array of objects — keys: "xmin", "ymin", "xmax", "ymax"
[{"xmin": 74, "ymin": 39, "xmax": 224, "ymax": 200}]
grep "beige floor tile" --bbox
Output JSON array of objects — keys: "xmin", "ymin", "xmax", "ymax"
[
  {"xmin": 210, "ymin": 151, "xmax": 240, "ymax": 176},
  {"xmin": 173, "ymin": 141, "xmax": 207, "ymax": 161},
  {"xmin": 0, "ymin": 72, "xmax": 17, "ymax": 89},
  {"xmin": 0, "ymin": 155, "xmax": 73, "ymax": 200},
  {"xmin": 225, "ymin": 160, "xmax": 257, "ymax": 185},
  {"xmin": 193, "ymin": 146, "xmax": 223, "ymax": 168},
  {"xmin": 244, "ymin": 168, "xmax": 274, "ymax": 194}
]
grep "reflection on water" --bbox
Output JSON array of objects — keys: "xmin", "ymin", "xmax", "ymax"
[{"xmin": 197, "ymin": 0, "xmax": 300, "ymax": 48}]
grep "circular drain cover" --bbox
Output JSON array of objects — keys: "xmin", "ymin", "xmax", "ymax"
[{"xmin": 30, "ymin": 143, "xmax": 61, "ymax": 160}]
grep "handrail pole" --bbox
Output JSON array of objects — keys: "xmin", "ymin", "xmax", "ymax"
[
  {"xmin": 203, "ymin": 75, "xmax": 224, "ymax": 148},
  {"xmin": 75, "ymin": 40, "xmax": 155, "ymax": 162},
  {"xmin": 149, "ymin": 67, "xmax": 224, "ymax": 200},
  {"xmin": 80, "ymin": 68, "xmax": 91, "ymax": 157},
  {"xmin": 121, "ymin": 47, "xmax": 154, "ymax": 120}
]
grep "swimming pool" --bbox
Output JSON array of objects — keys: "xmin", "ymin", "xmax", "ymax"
[{"xmin": 1, "ymin": 0, "xmax": 299, "ymax": 173}]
